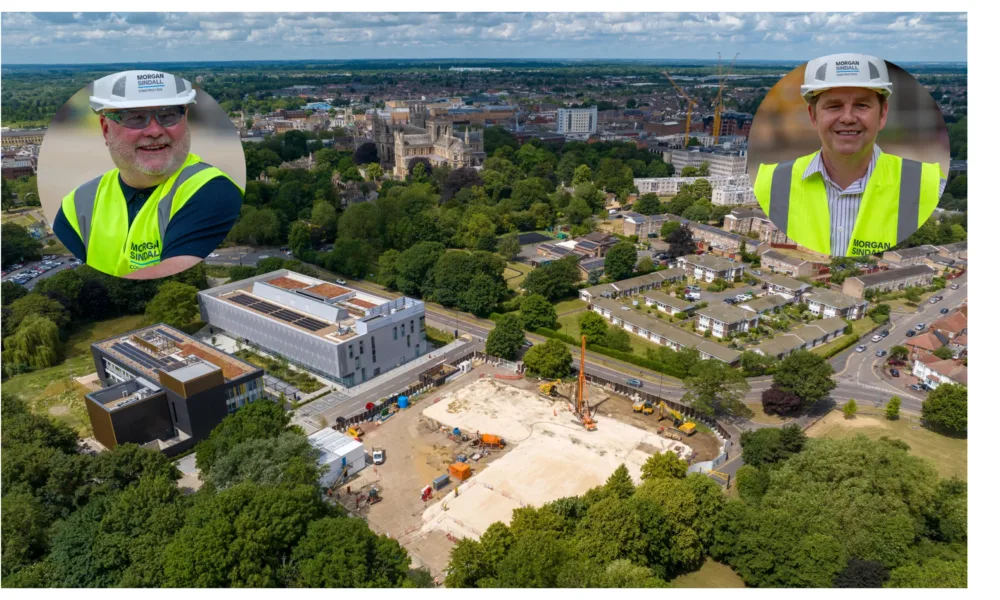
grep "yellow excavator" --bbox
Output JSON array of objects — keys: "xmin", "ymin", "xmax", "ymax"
[
  {"xmin": 631, "ymin": 400, "xmax": 656, "ymax": 416},
  {"xmin": 540, "ymin": 379, "xmax": 561, "ymax": 397},
  {"xmin": 657, "ymin": 402, "xmax": 697, "ymax": 436}
]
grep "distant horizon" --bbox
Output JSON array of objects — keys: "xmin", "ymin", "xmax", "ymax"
[{"xmin": 2, "ymin": 12, "xmax": 967, "ymax": 64}]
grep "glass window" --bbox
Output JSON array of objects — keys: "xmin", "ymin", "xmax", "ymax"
[
  {"xmin": 410, "ymin": 320, "xmax": 415, "ymax": 334},
  {"xmin": 349, "ymin": 345, "xmax": 354, "ymax": 358},
  {"xmin": 407, "ymin": 334, "xmax": 411, "ymax": 347},
  {"xmin": 393, "ymin": 326, "xmax": 398, "ymax": 340},
  {"xmin": 360, "ymin": 340, "xmax": 364, "ymax": 355}
]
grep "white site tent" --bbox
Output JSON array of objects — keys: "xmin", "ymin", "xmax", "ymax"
[{"xmin": 308, "ymin": 427, "xmax": 367, "ymax": 487}]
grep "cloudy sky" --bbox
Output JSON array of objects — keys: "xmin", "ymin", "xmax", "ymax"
[{"xmin": 1, "ymin": 12, "xmax": 967, "ymax": 64}]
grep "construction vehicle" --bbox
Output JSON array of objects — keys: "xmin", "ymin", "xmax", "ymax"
[
  {"xmin": 711, "ymin": 52, "xmax": 740, "ymax": 145},
  {"xmin": 575, "ymin": 336, "xmax": 597, "ymax": 431},
  {"xmin": 539, "ymin": 379, "xmax": 561, "ymax": 397},
  {"xmin": 642, "ymin": 401, "xmax": 655, "ymax": 416},
  {"xmin": 475, "ymin": 432, "xmax": 506, "ymax": 449},
  {"xmin": 371, "ymin": 447, "xmax": 385, "ymax": 465},
  {"xmin": 347, "ymin": 426, "xmax": 364, "ymax": 440},
  {"xmin": 657, "ymin": 402, "xmax": 697, "ymax": 436},
  {"xmin": 632, "ymin": 399, "xmax": 645, "ymax": 413},
  {"xmin": 663, "ymin": 71, "xmax": 698, "ymax": 148}
]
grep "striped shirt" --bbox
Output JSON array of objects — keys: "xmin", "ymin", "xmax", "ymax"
[{"xmin": 803, "ymin": 145, "xmax": 946, "ymax": 256}]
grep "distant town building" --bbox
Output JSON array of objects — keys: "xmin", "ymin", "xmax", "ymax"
[
  {"xmin": 1, "ymin": 128, "xmax": 46, "ymax": 148},
  {"xmin": 663, "ymin": 148, "xmax": 747, "ymax": 178},
  {"xmin": 1, "ymin": 158, "xmax": 35, "ymax": 180},
  {"xmin": 634, "ymin": 175, "xmax": 749, "ymax": 196},
  {"xmin": 372, "ymin": 104, "xmax": 485, "ymax": 178},
  {"xmin": 842, "ymin": 264, "xmax": 938, "ymax": 299},
  {"xmin": 556, "ymin": 107, "xmax": 598, "ymax": 135}
]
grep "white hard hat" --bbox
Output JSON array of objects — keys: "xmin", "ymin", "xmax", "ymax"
[
  {"xmin": 800, "ymin": 53, "xmax": 893, "ymax": 103},
  {"xmin": 89, "ymin": 70, "xmax": 197, "ymax": 112}
]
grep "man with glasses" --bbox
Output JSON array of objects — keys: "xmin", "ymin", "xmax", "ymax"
[{"xmin": 53, "ymin": 70, "xmax": 242, "ymax": 279}]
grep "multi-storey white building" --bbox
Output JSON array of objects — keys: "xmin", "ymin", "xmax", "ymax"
[
  {"xmin": 677, "ymin": 254, "xmax": 745, "ymax": 283},
  {"xmin": 711, "ymin": 185, "xmax": 756, "ymax": 206},
  {"xmin": 663, "ymin": 148, "xmax": 747, "ymax": 178},
  {"xmin": 633, "ymin": 175, "xmax": 750, "ymax": 196},
  {"xmin": 556, "ymin": 107, "xmax": 598, "ymax": 135},
  {"xmin": 805, "ymin": 289, "xmax": 868, "ymax": 321}
]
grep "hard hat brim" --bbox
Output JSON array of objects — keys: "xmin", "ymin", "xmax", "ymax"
[
  {"xmin": 90, "ymin": 89, "xmax": 197, "ymax": 113},
  {"xmin": 801, "ymin": 83, "xmax": 893, "ymax": 103}
]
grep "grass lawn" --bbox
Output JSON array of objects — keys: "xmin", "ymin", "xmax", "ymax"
[
  {"xmin": 556, "ymin": 313, "xmax": 663, "ymax": 357},
  {"xmin": 744, "ymin": 401, "xmax": 793, "ymax": 426},
  {"xmin": 504, "ymin": 262, "xmax": 534, "ymax": 291},
  {"xmin": 885, "ymin": 289, "xmax": 937, "ymax": 313},
  {"xmin": 670, "ymin": 558, "xmax": 745, "ymax": 588},
  {"xmin": 43, "ymin": 240, "xmax": 72, "ymax": 256},
  {"xmin": 424, "ymin": 325, "xmax": 454, "ymax": 348},
  {"xmin": 808, "ymin": 409, "xmax": 967, "ymax": 480},
  {"xmin": 552, "ymin": 297, "xmax": 587, "ymax": 316},
  {"xmin": 235, "ymin": 349, "xmax": 323, "ymax": 394},
  {"xmin": 2, "ymin": 209, "xmax": 39, "ymax": 226},
  {"xmin": 3, "ymin": 314, "xmax": 149, "ymax": 437}
]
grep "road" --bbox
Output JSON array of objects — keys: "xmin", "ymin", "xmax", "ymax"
[{"xmin": 205, "ymin": 245, "xmax": 288, "ymax": 267}]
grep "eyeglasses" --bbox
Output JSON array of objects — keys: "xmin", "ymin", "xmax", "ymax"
[{"xmin": 104, "ymin": 106, "xmax": 187, "ymax": 130}]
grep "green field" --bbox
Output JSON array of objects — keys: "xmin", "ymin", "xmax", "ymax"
[
  {"xmin": 670, "ymin": 558, "xmax": 746, "ymax": 588},
  {"xmin": 744, "ymin": 401, "xmax": 793, "ymax": 426},
  {"xmin": 556, "ymin": 313, "xmax": 663, "ymax": 357},
  {"xmin": 552, "ymin": 297, "xmax": 587, "ymax": 316},
  {"xmin": 808, "ymin": 409, "xmax": 967, "ymax": 480},
  {"xmin": 3, "ymin": 314, "xmax": 148, "ymax": 437},
  {"xmin": 504, "ymin": 262, "xmax": 534, "ymax": 291}
]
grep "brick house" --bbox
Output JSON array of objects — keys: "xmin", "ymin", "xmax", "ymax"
[
  {"xmin": 761, "ymin": 249, "xmax": 814, "ymax": 278},
  {"xmin": 881, "ymin": 245, "xmax": 940, "ymax": 268},
  {"xmin": 912, "ymin": 355, "xmax": 968, "ymax": 390}
]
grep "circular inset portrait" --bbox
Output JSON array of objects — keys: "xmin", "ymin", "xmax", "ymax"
[
  {"xmin": 748, "ymin": 54, "xmax": 949, "ymax": 257},
  {"xmin": 38, "ymin": 70, "xmax": 246, "ymax": 279}
]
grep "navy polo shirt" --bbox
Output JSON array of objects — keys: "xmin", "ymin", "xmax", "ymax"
[{"xmin": 53, "ymin": 174, "xmax": 242, "ymax": 264}]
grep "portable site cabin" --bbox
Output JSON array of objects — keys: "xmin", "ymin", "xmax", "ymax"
[{"xmin": 309, "ymin": 427, "xmax": 367, "ymax": 487}]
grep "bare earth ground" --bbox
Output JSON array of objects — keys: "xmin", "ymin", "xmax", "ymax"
[{"xmin": 418, "ymin": 377, "xmax": 694, "ymax": 541}]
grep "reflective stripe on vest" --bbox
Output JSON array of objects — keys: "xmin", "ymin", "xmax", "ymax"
[
  {"xmin": 758, "ymin": 151, "xmax": 939, "ymax": 256},
  {"xmin": 62, "ymin": 153, "xmax": 238, "ymax": 276}
]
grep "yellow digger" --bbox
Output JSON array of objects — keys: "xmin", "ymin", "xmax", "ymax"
[
  {"xmin": 539, "ymin": 379, "xmax": 561, "ymax": 397},
  {"xmin": 657, "ymin": 402, "xmax": 697, "ymax": 436},
  {"xmin": 632, "ymin": 400, "xmax": 656, "ymax": 416}
]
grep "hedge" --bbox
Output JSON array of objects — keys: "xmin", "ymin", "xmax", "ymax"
[{"xmin": 813, "ymin": 333, "xmax": 860, "ymax": 359}]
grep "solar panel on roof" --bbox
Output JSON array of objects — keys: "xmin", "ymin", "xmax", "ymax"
[
  {"xmin": 112, "ymin": 343, "xmax": 162, "ymax": 371},
  {"xmin": 272, "ymin": 309, "xmax": 302, "ymax": 322},
  {"xmin": 251, "ymin": 301, "xmax": 281, "ymax": 314},
  {"xmin": 155, "ymin": 328, "xmax": 184, "ymax": 342},
  {"xmin": 229, "ymin": 294, "xmax": 258, "ymax": 307},
  {"xmin": 296, "ymin": 317, "xmax": 328, "ymax": 332}
]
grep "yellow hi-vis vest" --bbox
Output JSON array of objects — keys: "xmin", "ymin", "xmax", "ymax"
[
  {"xmin": 61, "ymin": 153, "xmax": 238, "ymax": 277},
  {"xmin": 754, "ymin": 151, "xmax": 941, "ymax": 257}
]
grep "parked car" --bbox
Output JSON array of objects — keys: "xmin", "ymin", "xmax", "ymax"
[
  {"xmin": 905, "ymin": 330, "xmax": 915, "ymax": 337},
  {"xmin": 915, "ymin": 323, "xmax": 926, "ymax": 331},
  {"xmin": 336, "ymin": 279, "xmax": 347, "ymax": 285},
  {"xmin": 881, "ymin": 329, "xmax": 889, "ymax": 337},
  {"xmin": 751, "ymin": 269, "xmax": 762, "ymax": 276},
  {"xmin": 940, "ymin": 308, "xmax": 949, "ymax": 314},
  {"xmin": 889, "ymin": 368, "xmax": 900, "ymax": 377},
  {"xmin": 875, "ymin": 349, "xmax": 887, "ymax": 357},
  {"xmin": 208, "ymin": 253, "xmax": 220, "ymax": 258},
  {"xmin": 372, "ymin": 447, "xmax": 385, "ymax": 465},
  {"xmin": 522, "ymin": 340, "xmax": 533, "ymax": 349},
  {"xmin": 871, "ymin": 335, "xmax": 882, "ymax": 343},
  {"xmin": 685, "ymin": 293, "xmax": 700, "ymax": 301},
  {"xmin": 909, "ymin": 384, "xmax": 924, "ymax": 391},
  {"xmin": 950, "ymin": 283, "xmax": 960, "ymax": 290},
  {"xmin": 855, "ymin": 345, "xmax": 868, "ymax": 353},
  {"xmin": 888, "ymin": 358, "xmax": 906, "ymax": 366},
  {"xmin": 929, "ymin": 297, "xmax": 939, "ymax": 304},
  {"xmin": 626, "ymin": 378, "xmax": 643, "ymax": 388}
]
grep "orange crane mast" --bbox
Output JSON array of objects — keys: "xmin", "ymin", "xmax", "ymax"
[
  {"xmin": 663, "ymin": 71, "xmax": 697, "ymax": 148},
  {"xmin": 576, "ymin": 335, "xmax": 596, "ymax": 431},
  {"xmin": 711, "ymin": 52, "xmax": 740, "ymax": 145}
]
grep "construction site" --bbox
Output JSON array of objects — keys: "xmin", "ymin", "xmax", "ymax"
[{"xmin": 330, "ymin": 346, "xmax": 724, "ymax": 580}]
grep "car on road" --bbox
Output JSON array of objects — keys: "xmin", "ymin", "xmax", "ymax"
[
  {"xmin": 881, "ymin": 329, "xmax": 889, "ymax": 337},
  {"xmin": 950, "ymin": 283, "xmax": 960, "ymax": 290},
  {"xmin": 336, "ymin": 278, "xmax": 347, "ymax": 285},
  {"xmin": 876, "ymin": 349, "xmax": 887, "ymax": 357},
  {"xmin": 372, "ymin": 447, "xmax": 385, "ymax": 465},
  {"xmin": 915, "ymin": 323, "xmax": 926, "ymax": 331},
  {"xmin": 208, "ymin": 253, "xmax": 219, "ymax": 258},
  {"xmin": 909, "ymin": 384, "xmax": 925, "ymax": 392},
  {"xmin": 928, "ymin": 297, "xmax": 939, "ymax": 304},
  {"xmin": 751, "ymin": 269, "xmax": 762, "ymax": 276},
  {"xmin": 855, "ymin": 345, "xmax": 867, "ymax": 353},
  {"xmin": 905, "ymin": 330, "xmax": 915, "ymax": 337},
  {"xmin": 626, "ymin": 378, "xmax": 643, "ymax": 388},
  {"xmin": 889, "ymin": 368, "xmax": 900, "ymax": 377},
  {"xmin": 871, "ymin": 335, "xmax": 882, "ymax": 343},
  {"xmin": 687, "ymin": 285, "xmax": 701, "ymax": 292},
  {"xmin": 522, "ymin": 340, "xmax": 533, "ymax": 348},
  {"xmin": 258, "ymin": 255, "xmax": 270, "ymax": 259},
  {"xmin": 940, "ymin": 308, "xmax": 949, "ymax": 314}
]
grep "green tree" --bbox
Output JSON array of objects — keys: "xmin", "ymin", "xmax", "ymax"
[
  {"xmin": 640, "ymin": 451, "xmax": 688, "ymax": 481},
  {"xmin": 285, "ymin": 517, "xmax": 409, "ymax": 587},
  {"xmin": 495, "ymin": 530, "xmax": 568, "ymax": 588},
  {"xmin": 364, "ymin": 162, "xmax": 384, "ymax": 182},
  {"xmin": 604, "ymin": 464, "xmax": 636, "ymax": 499},
  {"xmin": 664, "ymin": 224, "xmax": 697, "ymax": 259},
  {"xmin": 523, "ymin": 339, "xmax": 573, "ymax": 379},
  {"xmin": 604, "ymin": 242, "xmax": 637, "ymax": 282},
  {"xmin": 772, "ymin": 350, "xmax": 836, "ymax": 405},
  {"xmin": 1, "ymin": 223, "xmax": 43, "ymax": 268},
  {"xmin": 498, "ymin": 234, "xmax": 522, "ymax": 261},
  {"xmin": 921, "ymin": 384, "xmax": 967, "ymax": 434},
  {"xmin": 194, "ymin": 399, "xmax": 291, "ymax": 473},
  {"xmin": 1, "ymin": 491, "xmax": 50, "ymax": 578},
  {"xmin": 844, "ymin": 399, "xmax": 858, "ymax": 419},
  {"xmin": 1, "ymin": 314, "xmax": 61, "ymax": 376},
  {"xmin": 396, "ymin": 241, "xmax": 446, "ymax": 298},
  {"xmin": 486, "ymin": 314, "xmax": 526, "ymax": 360},
  {"xmin": 287, "ymin": 222, "xmax": 313, "ymax": 258},
  {"xmin": 375, "ymin": 249, "xmax": 400, "ymax": 289},
  {"xmin": 519, "ymin": 294, "xmax": 557, "ymax": 331},
  {"xmin": 7, "ymin": 293, "xmax": 71, "ymax": 331},
  {"xmin": 462, "ymin": 273, "xmax": 504, "ymax": 317},
  {"xmin": 572, "ymin": 164, "xmax": 592, "ymax": 186},
  {"xmin": 932, "ymin": 346, "xmax": 954, "ymax": 360},
  {"xmin": 1, "ymin": 280, "xmax": 29, "ymax": 306},
  {"xmin": 636, "ymin": 256, "xmax": 655, "ymax": 275},
  {"xmin": 680, "ymin": 166, "xmax": 698, "ymax": 177},
  {"xmin": 521, "ymin": 256, "xmax": 580, "ymax": 300},
  {"xmin": 680, "ymin": 359, "xmax": 750, "ymax": 416},
  {"xmin": 739, "ymin": 425, "xmax": 808, "ymax": 468},
  {"xmin": 578, "ymin": 310, "xmax": 608, "ymax": 342},
  {"xmin": 741, "ymin": 351, "xmax": 777, "ymax": 376},
  {"xmin": 311, "ymin": 200, "xmax": 338, "ymax": 242},
  {"xmin": 634, "ymin": 193, "xmax": 662, "ymax": 216},
  {"xmin": 734, "ymin": 464, "xmax": 770, "ymax": 504},
  {"xmin": 205, "ymin": 431, "xmax": 321, "ymax": 490},
  {"xmin": 144, "ymin": 282, "xmax": 199, "ymax": 329},
  {"xmin": 904, "ymin": 287, "xmax": 922, "ymax": 304},
  {"xmin": 887, "ymin": 557, "xmax": 967, "ymax": 588},
  {"xmin": 889, "ymin": 346, "xmax": 909, "ymax": 361},
  {"xmin": 659, "ymin": 220, "xmax": 681, "ymax": 239},
  {"xmin": 886, "ymin": 396, "xmax": 902, "ymax": 420}
]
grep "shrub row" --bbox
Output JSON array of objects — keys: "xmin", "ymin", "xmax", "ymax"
[{"xmin": 533, "ymin": 327, "xmax": 688, "ymax": 379}]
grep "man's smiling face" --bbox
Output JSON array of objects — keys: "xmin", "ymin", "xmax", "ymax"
[
  {"xmin": 808, "ymin": 87, "xmax": 888, "ymax": 158},
  {"xmin": 102, "ymin": 107, "xmax": 191, "ymax": 181}
]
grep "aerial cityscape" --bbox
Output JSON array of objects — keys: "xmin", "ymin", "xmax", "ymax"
[{"xmin": 0, "ymin": 11, "xmax": 969, "ymax": 590}]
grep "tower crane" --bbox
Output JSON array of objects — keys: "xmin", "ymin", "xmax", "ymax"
[
  {"xmin": 711, "ymin": 52, "xmax": 740, "ymax": 145},
  {"xmin": 663, "ymin": 71, "xmax": 698, "ymax": 148}
]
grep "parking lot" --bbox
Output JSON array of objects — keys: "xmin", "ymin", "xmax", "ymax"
[{"xmin": 2, "ymin": 255, "xmax": 81, "ymax": 289}]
